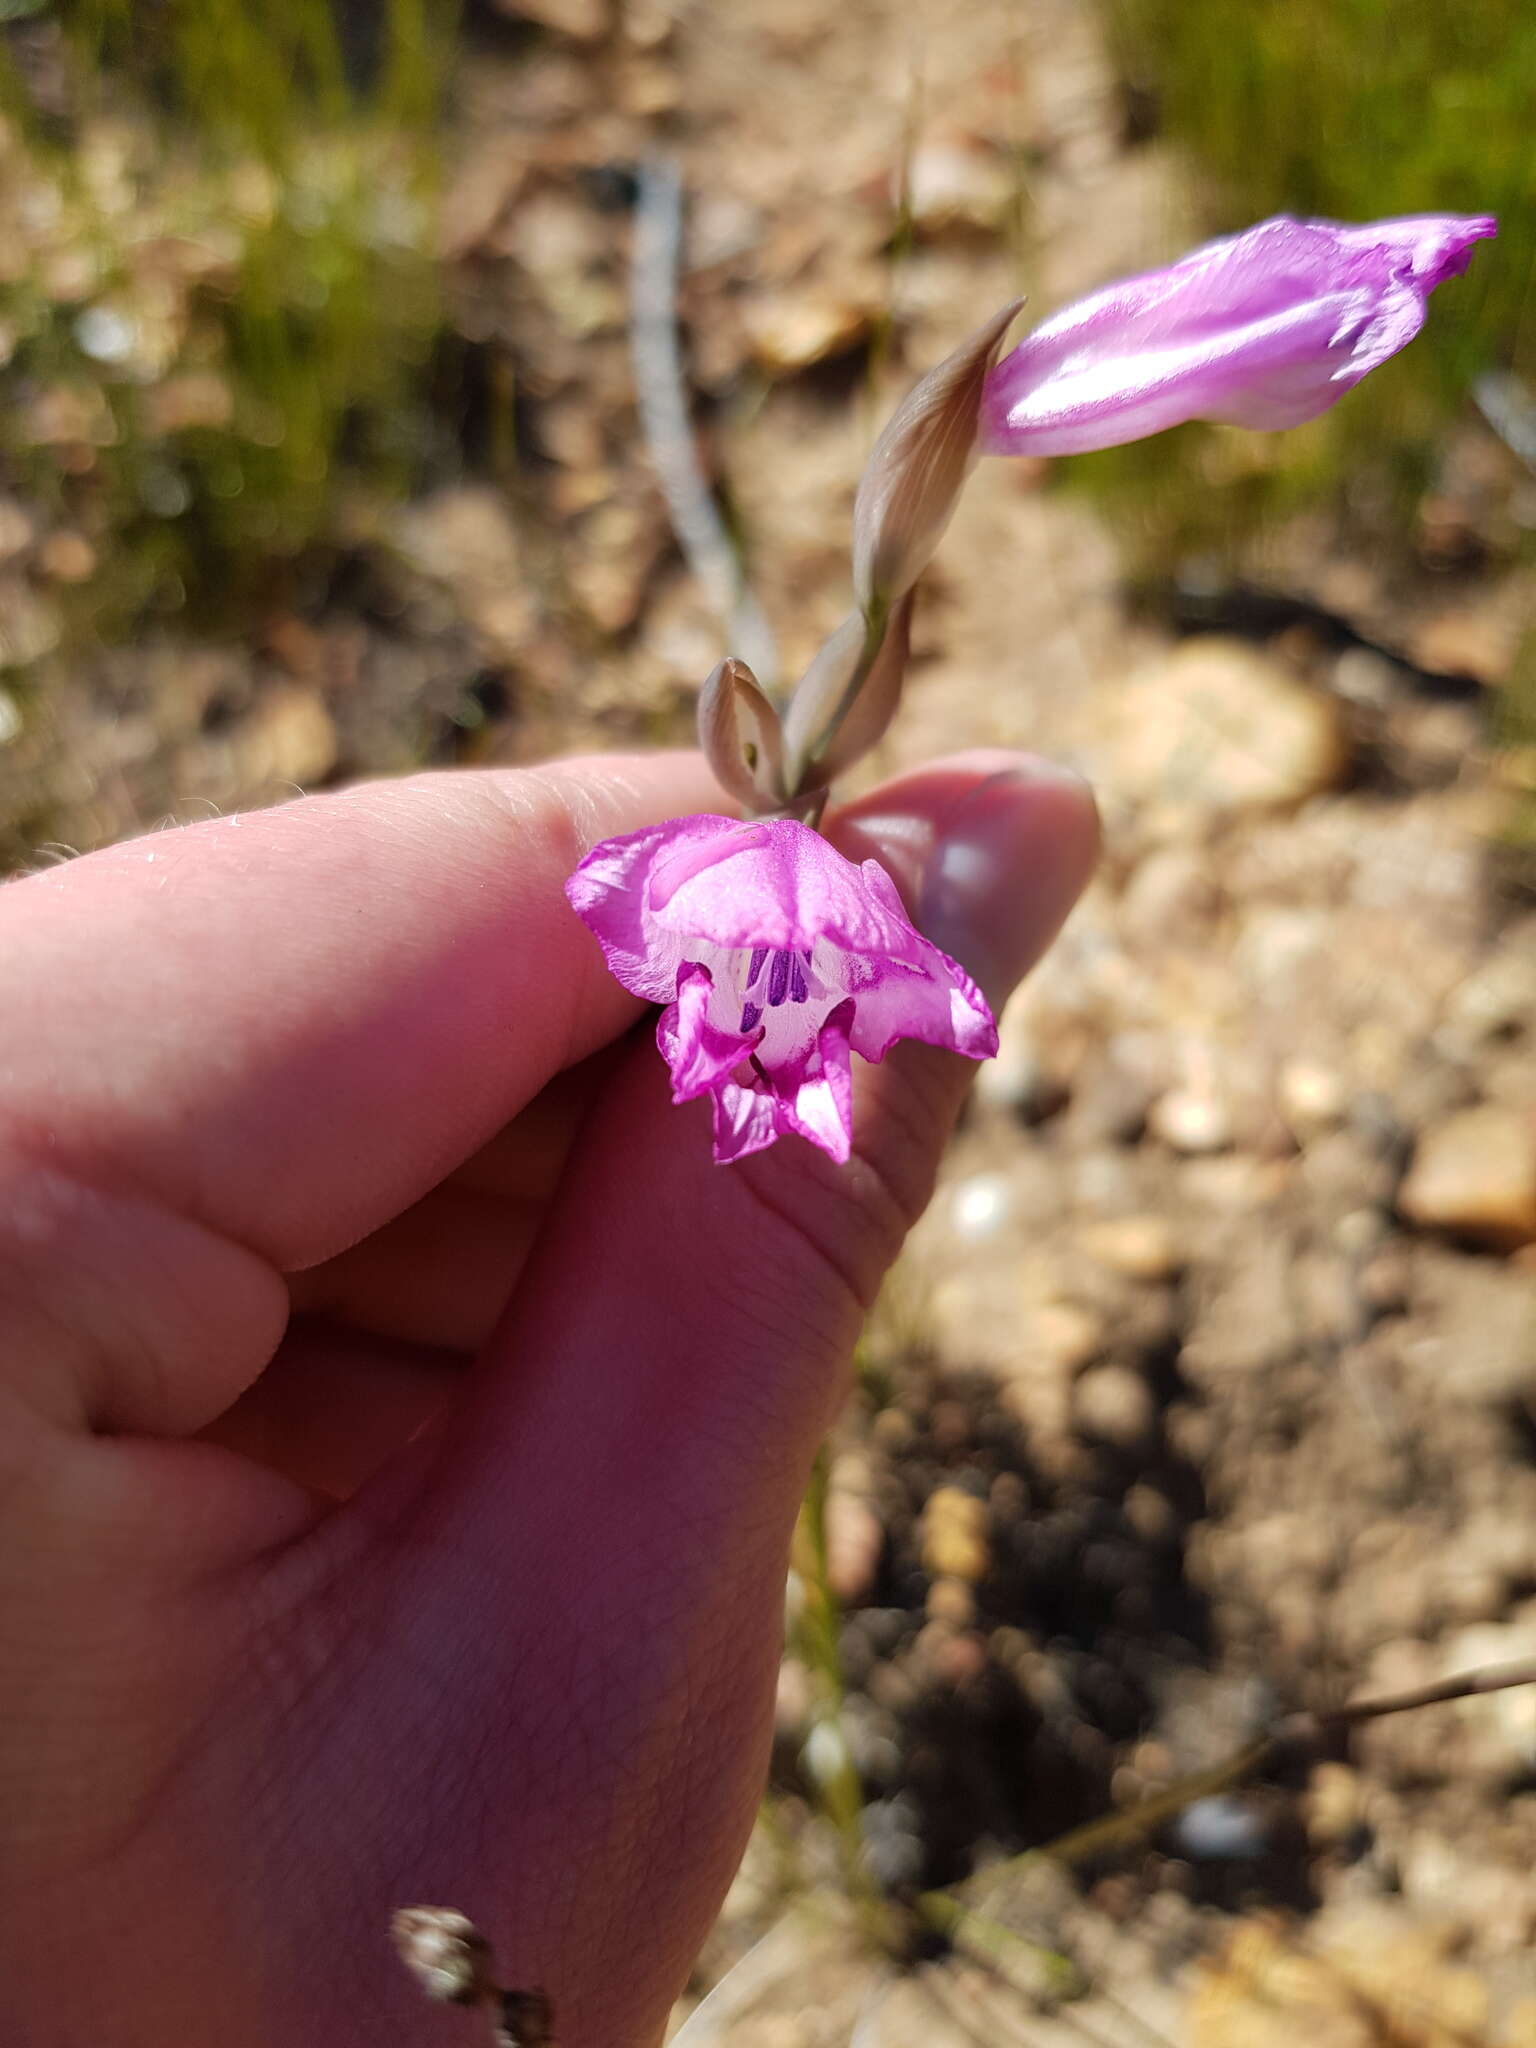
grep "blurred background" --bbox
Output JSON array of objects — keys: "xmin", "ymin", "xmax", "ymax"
[{"xmin": 3, "ymin": 2, "xmax": 1535, "ymax": 2042}]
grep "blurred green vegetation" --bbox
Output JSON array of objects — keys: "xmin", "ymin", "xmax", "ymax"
[
  {"xmin": 0, "ymin": 1, "xmax": 454, "ymax": 631},
  {"xmin": 1088, "ymin": 0, "xmax": 1535, "ymax": 568}
]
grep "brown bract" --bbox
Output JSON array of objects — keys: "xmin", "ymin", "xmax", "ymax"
[
  {"xmin": 695, "ymin": 655, "xmax": 786, "ymax": 811},
  {"xmin": 850, "ymin": 297, "xmax": 1024, "ymax": 614}
]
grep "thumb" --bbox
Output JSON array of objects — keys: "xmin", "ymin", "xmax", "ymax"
[{"xmin": 357, "ymin": 751, "xmax": 1098, "ymax": 2041}]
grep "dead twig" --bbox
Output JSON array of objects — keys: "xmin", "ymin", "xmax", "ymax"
[
  {"xmin": 629, "ymin": 155, "xmax": 778, "ymax": 685},
  {"xmin": 954, "ymin": 1655, "xmax": 1536, "ymax": 1885}
]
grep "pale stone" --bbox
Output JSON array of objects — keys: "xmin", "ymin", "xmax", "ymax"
[
  {"xmin": 1079, "ymin": 1213, "xmax": 1182, "ymax": 1281},
  {"xmin": 237, "ymin": 687, "xmax": 339, "ymax": 790},
  {"xmin": 1073, "ymin": 1362, "xmax": 1155, "ymax": 1447},
  {"xmin": 948, "ymin": 1172, "xmax": 1011, "ymax": 1240},
  {"xmin": 744, "ymin": 295, "xmax": 874, "ymax": 374},
  {"xmin": 823, "ymin": 1489, "xmax": 883, "ymax": 1605},
  {"xmin": 1149, "ymin": 1086, "xmax": 1233, "ymax": 1154},
  {"xmin": 1109, "ymin": 636, "xmax": 1350, "ymax": 815},
  {"xmin": 920, "ymin": 1487, "xmax": 989, "ymax": 1583},
  {"xmin": 1279, "ymin": 1058, "xmax": 1348, "ymax": 1136},
  {"xmin": 1399, "ymin": 1102, "xmax": 1536, "ymax": 1249}
]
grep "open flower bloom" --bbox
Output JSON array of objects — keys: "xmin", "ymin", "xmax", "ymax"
[
  {"xmin": 980, "ymin": 213, "xmax": 1496, "ymax": 457},
  {"xmin": 567, "ymin": 814, "xmax": 997, "ymax": 1164}
]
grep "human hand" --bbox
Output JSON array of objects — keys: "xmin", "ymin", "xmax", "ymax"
[{"xmin": 0, "ymin": 748, "xmax": 1096, "ymax": 2047}]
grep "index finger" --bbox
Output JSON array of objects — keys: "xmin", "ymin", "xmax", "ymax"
[{"xmin": 0, "ymin": 754, "xmax": 721, "ymax": 1270}]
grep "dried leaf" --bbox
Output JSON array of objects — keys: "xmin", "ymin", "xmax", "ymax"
[
  {"xmin": 850, "ymin": 298, "xmax": 1023, "ymax": 612},
  {"xmin": 696, "ymin": 656, "xmax": 785, "ymax": 809},
  {"xmin": 783, "ymin": 592, "xmax": 915, "ymax": 792}
]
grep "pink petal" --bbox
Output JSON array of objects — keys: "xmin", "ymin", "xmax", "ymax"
[
  {"xmin": 710, "ymin": 1081, "xmax": 779, "ymax": 1163},
  {"xmin": 658, "ymin": 963, "xmax": 755, "ymax": 1102},
  {"xmin": 775, "ymin": 1000, "xmax": 856, "ymax": 1163},
  {"xmin": 980, "ymin": 212, "xmax": 1496, "ymax": 456},
  {"xmin": 566, "ymin": 814, "xmax": 739, "ymax": 1003},
  {"xmin": 844, "ymin": 943, "xmax": 996, "ymax": 1066},
  {"xmin": 649, "ymin": 818, "xmax": 929, "ymax": 963}
]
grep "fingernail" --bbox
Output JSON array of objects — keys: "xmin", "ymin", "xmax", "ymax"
[{"xmin": 918, "ymin": 759, "xmax": 1099, "ymax": 1009}]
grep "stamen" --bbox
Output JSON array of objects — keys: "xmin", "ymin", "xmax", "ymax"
[
  {"xmin": 746, "ymin": 947, "xmax": 769, "ymax": 990},
  {"xmin": 739, "ymin": 1001, "xmax": 762, "ymax": 1033},
  {"xmin": 790, "ymin": 960, "xmax": 809, "ymax": 1003},
  {"xmin": 767, "ymin": 950, "xmax": 791, "ymax": 1007}
]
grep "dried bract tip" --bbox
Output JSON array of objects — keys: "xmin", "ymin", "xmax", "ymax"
[
  {"xmin": 697, "ymin": 655, "xmax": 786, "ymax": 812},
  {"xmin": 783, "ymin": 592, "xmax": 915, "ymax": 792},
  {"xmin": 390, "ymin": 1906, "xmax": 494, "ymax": 2007},
  {"xmin": 851, "ymin": 297, "xmax": 1024, "ymax": 613}
]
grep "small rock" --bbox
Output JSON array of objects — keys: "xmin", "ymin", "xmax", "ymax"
[
  {"xmin": 617, "ymin": 57, "xmax": 681, "ymax": 116},
  {"xmin": 744, "ymin": 295, "xmax": 874, "ymax": 375},
  {"xmin": 1278, "ymin": 1058, "xmax": 1348, "ymax": 1137},
  {"xmin": 1439, "ymin": 931, "xmax": 1536, "ymax": 1048},
  {"xmin": 491, "ymin": 0, "xmax": 607, "ymax": 38},
  {"xmin": 926, "ymin": 1629, "xmax": 989, "ymax": 1689},
  {"xmin": 926, "ymin": 1576, "xmax": 977, "ymax": 1627},
  {"xmin": 1440, "ymin": 1616, "xmax": 1536, "ymax": 1770},
  {"xmin": 824, "ymin": 1489, "xmax": 883, "ymax": 1605},
  {"xmin": 0, "ymin": 579, "xmax": 60, "ymax": 666},
  {"xmin": 1176, "ymin": 1794, "xmax": 1270, "ymax": 1861},
  {"xmin": 1399, "ymin": 1103, "xmax": 1536, "ymax": 1249},
  {"xmin": 902, "ymin": 142, "xmax": 1014, "ymax": 235},
  {"xmin": 1118, "ymin": 844, "xmax": 1218, "ymax": 931},
  {"xmin": 1073, "ymin": 1363, "xmax": 1155, "ymax": 1447},
  {"xmin": 1109, "ymin": 637, "xmax": 1350, "ymax": 815},
  {"xmin": 36, "ymin": 530, "xmax": 96, "ymax": 583},
  {"xmin": 1079, "ymin": 1214, "xmax": 1182, "ymax": 1282},
  {"xmin": 1409, "ymin": 607, "xmax": 1515, "ymax": 686},
  {"xmin": 1123, "ymin": 1483, "xmax": 1177, "ymax": 1545},
  {"xmin": 948, "ymin": 1171, "xmax": 1012, "ymax": 1240},
  {"xmin": 1024, "ymin": 1301, "xmax": 1106, "ymax": 1374},
  {"xmin": 236, "ymin": 686, "xmax": 338, "ymax": 790},
  {"xmin": 774, "ymin": 1656, "xmax": 811, "ymax": 1741},
  {"xmin": 139, "ymin": 369, "xmax": 234, "ymax": 436},
  {"xmin": 800, "ymin": 1716, "xmax": 854, "ymax": 1795},
  {"xmin": 1304, "ymin": 1762, "xmax": 1369, "ymax": 1849},
  {"xmin": 1149, "ymin": 1087, "xmax": 1233, "ymax": 1155},
  {"xmin": 920, "ymin": 1487, "xmax": 989, "ymax": 1584},
  {"xmin": 870, "ymin": 1406, "xmax": 915, "ymax": 1452},
  {"xmin": 0, "ymin": 498, "xmax": 35, "ymax": 564},
  {"xmin": 861, "ymin": 1795, "xmax": 925, "ymax": 1892}
]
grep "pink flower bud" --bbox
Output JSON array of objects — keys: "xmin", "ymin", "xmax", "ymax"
[{"xmin": 981, "ymin": 213, "xmax": 1496, "ymax": 457}]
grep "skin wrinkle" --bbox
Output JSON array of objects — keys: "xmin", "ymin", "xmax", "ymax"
[{"xmin": 0, "ymin": 1151, "xmax": 289, "ymax": 1437}]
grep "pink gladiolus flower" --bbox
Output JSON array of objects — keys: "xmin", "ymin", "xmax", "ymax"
[
  {"xmin": 566, "ymin": 814, "xmax": 997, "ymax": 1164},
  {"xmin": 980, "ymin": 213, "xmax": 1496, "ymax": 457}
]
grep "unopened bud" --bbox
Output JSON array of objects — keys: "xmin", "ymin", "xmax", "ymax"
[
  {"xmin": 851, "ymin": 298, "xmax": 1023, "ymax": 613},
  {"xmin": 696, "ymin": 655, "xmax": 786, "ymax": 811}
]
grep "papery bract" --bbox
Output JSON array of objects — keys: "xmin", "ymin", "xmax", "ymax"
[
  {"xmin": 980, "ymin": 213, "xmax": 1496, "ymax": 457},
  {"xmin": 566, "ymin": 814, "xmax": 997, "ymax": 1164}
]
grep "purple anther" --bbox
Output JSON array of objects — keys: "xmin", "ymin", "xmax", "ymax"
[
  {"xmin": 746, "ymin": 947, "xmax": 769, "ymax": 990},
  {"xmin": 790, "ymin": 959, "xmax": 809, "ymax": 1004},
  {"xmin": 767, "ymin": 950, "xmax": 791, "ymax": 1007},
  {"xmin": 739, "ymin": 1001, "xmax": 763, "ymax": 1033}
]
